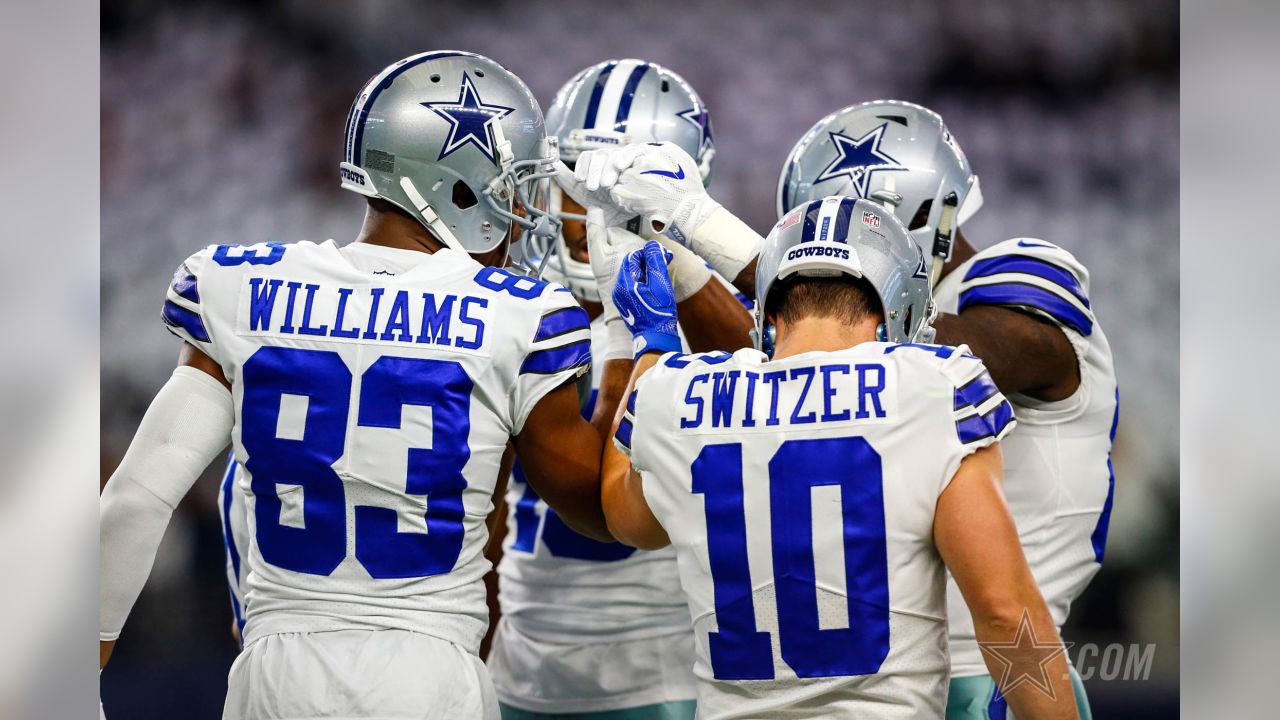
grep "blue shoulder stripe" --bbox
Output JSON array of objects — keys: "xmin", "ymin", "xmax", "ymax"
[
  {"xmin": 162, "ymin": 300, "xmax": 210, "ymax": 342},
  {"xmin": 953, "ymin": 370, "xmax": 1001, "ymax": 411},
  {"xmin": 955, "ymin": 399, "xmax": 1015, "ymax": 445},
  {"xmin": 626, "ymin": 388, "xmax": 637, "ymax": 415},
  {"xmin": 520, "ymin": 339, "xmax": 591, "ymax": 375},
  {"xmin": 614, "ymin": 416, "xmax": 634, "ymax": 450},
  {"xmin": 958, "ymin": 282, "xmax": 1094, "ymax": 336},
  {"xmin": 171, "ymin": 263, "xmax": 199, "ymax": 303},
  {"xmin": 534, "ymin": 306, "xmax": 590, "ymax": 342},
  {"xmin": 964, "ymin": 255, "xmax": 1089, "ymax": 308}
]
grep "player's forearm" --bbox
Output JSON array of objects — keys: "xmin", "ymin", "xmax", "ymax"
[
  {"xmin": 676, "ymin": 279, "xmax": 755, "ymax": 353},
  {"xmin": 601, "ymin": 353, "xmax": 668, "ymax": 549},
  {"xmin": 99, "ymin": 475, "xmax": 181, "ymax": 652},
  {"xmin": 99, "ymin": 366, "xmax": 234, "ymax": 653},
  {"xmin": 974, "ymin": 601, "xmax": 1077, "ymax": 720},
  {"xmin": 590, "ymin": 358, "xmax": 634, "ymax": 438},
  {"xmin": 687, "ymin": 207, "xmax": 762, "ymax": 297}
]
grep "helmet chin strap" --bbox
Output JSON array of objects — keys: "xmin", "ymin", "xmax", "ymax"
[
  {"xmin": 399, "ymin": 176, "xmax": 469, "ymax": 254},
  {"xmin": 928, "ymin": 191, "xmax": 959, "ymax": 288}
]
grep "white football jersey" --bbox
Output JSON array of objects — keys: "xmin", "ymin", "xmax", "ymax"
[
  {"xmin": 934, "ymin": 238, "xmax": 1119, "ymax": 678},
  {"xmin": 616, "ymin": 343, "xmax": 1015, "ymax": 720},
  {"xmin": 163, "ymin": 240, "xmax": 591, "ymax": 653}
]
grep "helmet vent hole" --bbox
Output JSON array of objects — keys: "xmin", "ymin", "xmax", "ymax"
[
  {"xmin": 452, "ymin": 181, "xmax": 478, "ymax": 209},
  {"xmin": 909, "ymin": 199, "xmax": 932, "ymax": 231},
  {"xmin": 903, "ymin": 304, "xmax": 914, "ymax": 337},
  {"xmin": 475, "ymin": 69, "xmax": 485, "ymax": 78},
  {"xmin": 661, "ymin": 80, "xmax": 670, "ymax": 92},
  {"xmin": 430, "ymin": 74, "xmax": 441, "ymax": 83}
]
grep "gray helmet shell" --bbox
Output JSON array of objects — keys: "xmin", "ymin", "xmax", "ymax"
[
  {"xmin": 533, "ymin": 58, "xmax": 715, "ymax": 301},
  {"xmin": 755, "ymin": 196, "xmax": 935, "ymax": 350},
  {"xmin": 777, "ymin": 100, "xmax": 981, "ymax": 273},
  {"xmin": 341, "ymin": 51, "xmax": 558, "ymax": 255},
  {"xmin": 546, "ymin": 59, "xmax": 714, "ymax": 182}
]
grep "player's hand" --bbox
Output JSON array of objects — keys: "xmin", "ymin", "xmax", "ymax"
[
  {"xmin": 553, "ymin": 148, "xmax": 645, "ymax": 229},
  {"xmin": 613, "ymin": 241, "xmax": 681, "ymax": 358},
  {"xmin": 607, "ymin": 142, "xmax": 721, "ymax": 247}
]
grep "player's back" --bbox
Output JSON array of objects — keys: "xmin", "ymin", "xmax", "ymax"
[
  {"xmin": 163, "ymin": 239, "xmax": 591, "ymax": 653},
  {"xmin": 620, "ymin": 343, "xmax": 1014, "ymax": 719}
]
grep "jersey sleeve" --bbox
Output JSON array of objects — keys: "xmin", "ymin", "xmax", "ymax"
[
  {"xmin": 612, "ymin": 385, "xmax": 639, "ymax": 459},
  {"xmin": 510, "ymin": 287, "xmax": 593, "ymax": 434},
  {"xmin": 942, "ymin": 348, "xmax": 1017, "ymax": 452},
  {"xmin": 161, "ymin": 247, "xmax": 219, "ymax": 359},
  {"xmin": 955, "ymin": 239, "xmax": 1095, "ymax": 338}
]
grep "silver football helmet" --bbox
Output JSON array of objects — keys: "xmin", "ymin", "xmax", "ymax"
[
  {"xmin": 755, "ymin": 196, "xmax": 935, "ymax": 352},
  {"xmin": 777, "ymin": 100, "xmax": 982, "ymax": 283},
  {"xmin": 340, "ymin": 51, "xmax": 559, "ymax": 258},
  {"xmin": 533, "ymin": 59, "xmax": 716, "ymax": 302}
]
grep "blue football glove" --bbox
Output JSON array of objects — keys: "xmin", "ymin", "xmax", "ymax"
[{"xmin": 613, "ymin": 241, "xmax": 681, "ymax": 358}]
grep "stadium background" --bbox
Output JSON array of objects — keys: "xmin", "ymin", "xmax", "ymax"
[{"xmin": 100, "ymin": 0, "xmax": 1179, "ymax": 716}]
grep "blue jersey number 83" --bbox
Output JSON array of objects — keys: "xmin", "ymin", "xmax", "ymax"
[{"xmin": 241, "ymin": 346, "xmax": 472, "ymax": 579}]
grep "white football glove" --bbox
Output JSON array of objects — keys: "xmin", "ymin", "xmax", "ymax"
[
  {"xmin": 553, "ymin": 145, "xmax": 647, "ymax": 229},
  {"xmin": 607, "ymin": 142, "xmax": 721, "ymax": 247},
  {"xmin": 585, "ymin": 206, "xmax": 646, "ymax": 362}
]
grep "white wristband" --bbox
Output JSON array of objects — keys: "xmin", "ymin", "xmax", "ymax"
[
  {"xmin": 656, "ymin": 235, "xmax": 712, "ymax": 302},
  {"xmin": 600, "ymin": 298, "xmax": 634, "ymax": 363},
  {"xmin": 688, "ymin": 206, "xmax": 763, "ymax": 283}
]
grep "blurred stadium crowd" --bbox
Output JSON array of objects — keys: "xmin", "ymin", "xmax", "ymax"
[{"xmin": 100, "ymin": 0, "xmax": 1178, "ymax": 716}]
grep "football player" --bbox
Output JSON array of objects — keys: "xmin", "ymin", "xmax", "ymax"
[
  {"xmin": 100, "ymin": 52, "xmax": 613, "ymax": 720},
  {"xmin": 580, "ymin": 100, "xmax": 1117, "ymax": 719},
  {"xmin": 600, "ymin": 198, "xmax": 1077, "ymax": 718},
  {"xmin": 779, "ymin": 102, "xmax": 1116, "ymax": 720},
  {"xmin": 487, "ymin": 59, "xmax": 753, "ymax": 720}
]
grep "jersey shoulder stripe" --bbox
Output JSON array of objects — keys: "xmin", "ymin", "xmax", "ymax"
[
  {"xmin": 162, "ymin": 246, "xmax": 221, "ymax": 350},
  {"xmin": 613, "ymin": 388, "xmax": 639, "ymax": 456},
  {"xmin": 932, "ymin": 345, "xmax": 1017, "ymax": 447},
  {"xmin": 956, "ymin": 238, "xmax": 1095, "ymax": 337},
  {"xmin": 521, "ymin": 339, "xmax": 591, "ymax": 375},
  {"xmin": 533, "ymin": 305, "xmax": 591, "ymax": 343}
]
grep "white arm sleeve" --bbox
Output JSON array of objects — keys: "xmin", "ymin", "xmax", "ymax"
[{"xmin": 100, "ymin": 366, "xmax": 234, "ymax": 641}]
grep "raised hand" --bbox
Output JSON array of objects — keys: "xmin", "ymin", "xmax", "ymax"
[{"xmin": 612, "ymin": 241, "xmax": 681, "ymax": 359}]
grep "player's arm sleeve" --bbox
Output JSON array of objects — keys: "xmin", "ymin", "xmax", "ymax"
[
  {"xmin": 510, "ymin": 288, "xmax": 593, "ymax": 434},
  {"xmin": 954, "ymin": 240, "xmax": 1096, "ymax": 340},
  {"xmin": 611, "ymin": 357, "xmax": 675, "ymax": 473},
  {"xmin": 161, "ymin": 248, "xmax": 219, "ymax": 359},
  {"xmin": 100, "ymin": 366, "xmax": 234, "ymax": 641},
  {"xmin": 938, "ymin": 349, "xmax": 1017, "ymax": 492}
]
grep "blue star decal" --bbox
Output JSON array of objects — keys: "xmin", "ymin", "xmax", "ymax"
[
  {"xmin": 815, "ymin": 123, "xmax": 907, "ymax": 198},
  {"xmin": 676, "ymin": 104, "xmax": 714, "ymax": 158},
  {"xmin": 420, "ymin": 72, "xmax": 514, "ymax": 166}
]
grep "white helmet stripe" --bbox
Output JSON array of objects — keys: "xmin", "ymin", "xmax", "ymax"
[{"xmin": 593, "ymin": 59, "xmax": 643, "ymax": 131}]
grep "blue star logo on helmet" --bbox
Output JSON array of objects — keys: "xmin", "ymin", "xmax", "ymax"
[
  {"xmin": 815, "ymin": 123, "xmax": 908, "ymax": 198},
  {"xmin": 676, "ymin": 104, "xmax": 714, "ymax": 158},
  {"xmin": 421, "ymin": 72, "xmax": 515, "ymax": 166}
]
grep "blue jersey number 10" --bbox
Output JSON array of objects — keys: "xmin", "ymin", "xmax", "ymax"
[
  {"xmin": 691, "ymin": 436, "xmax": 890, "ymax": 680},
  {"xmin": 241, "ymin": 346, "xmax": 473, "ymax": 579}
]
